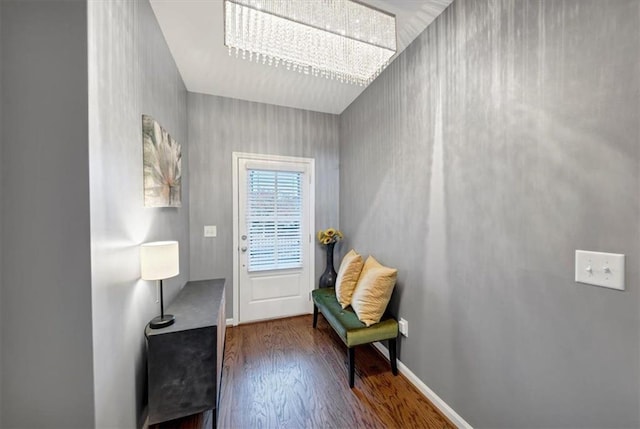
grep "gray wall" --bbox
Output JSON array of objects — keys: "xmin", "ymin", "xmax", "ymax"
[
  {"xmin": 1, "ymin": 1, "xmax": 95, "ymax": 427},
  {"xmin": 87, "ymin": 0, "xmax": 189, "ymax": 427},
  {"xmin": 0, "ymin": 0, "xmax": 4, "ymax": 414},
  {"xmin": 188, "ymin": 93, "xmax": 339, "ymax": 318},
  {"xmin": 339, "ymin": 0, "xmax": 640, "ymax": 428}
]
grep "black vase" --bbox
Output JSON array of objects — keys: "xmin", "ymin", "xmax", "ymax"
[{"xmin": 319, "ymin": 241, "xmax": 337, "ymax": 288}]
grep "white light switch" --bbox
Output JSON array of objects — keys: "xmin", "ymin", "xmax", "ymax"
[
  {"xmin": 575, "ymin": 250, "xmax": 625, "ymax": 291},
  {"xmin": 204, "ymin": 225, "xmax": 217, "ymax": 237}
]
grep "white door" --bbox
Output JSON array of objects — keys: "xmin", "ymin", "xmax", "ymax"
[{"xmin": 233, "ymin": 154, "xmax": 314, "ymax": 324}]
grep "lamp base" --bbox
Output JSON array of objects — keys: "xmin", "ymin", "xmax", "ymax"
[{"xmin": 149, "ymin": 314, "xmax": 175, "ymax": 329}]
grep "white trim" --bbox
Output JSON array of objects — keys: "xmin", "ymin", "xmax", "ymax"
[
  {"xmin": 244, "ymin": 160, "xmax": 307, "ymax": 173},
  {"xmin": 372, "ymin": 342, "xmax": 473, "ymax": 429},
  {"xmin": 232, "ymin": 154, "xmax": 240, "ymax": 326},
  {"xmin": 226, "ymin": 318, "xmax": 234, "ymax": 326},
  {"xmin": 232, "ymin": 152, "xmax": 316, "ymax": 325}
]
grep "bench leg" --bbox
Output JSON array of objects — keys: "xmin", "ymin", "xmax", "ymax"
[
  {"xmin": 389, "ymin": 338, "xmax": 398, "ymax": 376},
  {"xmin": 348, "ymin": 347, "xmax": 355, "ymax": 388},
  {"xmin": 312, "ymin": 304, "xmax": 318, "ymax": 328}
]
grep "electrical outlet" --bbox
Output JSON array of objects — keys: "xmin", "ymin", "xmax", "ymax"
[{"xmin": 399, "ymin": 318, "xmax": 408, "ymax": 337}]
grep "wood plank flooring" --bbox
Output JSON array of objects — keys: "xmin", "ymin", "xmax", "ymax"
[{"xmin": 155, "ymin": 315, "xmax": 454, "ymax": 429}]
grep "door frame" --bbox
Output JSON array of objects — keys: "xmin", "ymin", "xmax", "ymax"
[{"xmin": 232, "ymin": 152, "xmax": 316, "ymax": 326}]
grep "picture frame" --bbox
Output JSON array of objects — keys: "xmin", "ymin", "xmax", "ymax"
[{"xmin": 142, "ymin": 115, "xmax": 182, "ymax": 208}]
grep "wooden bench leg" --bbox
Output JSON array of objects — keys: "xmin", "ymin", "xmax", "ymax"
[
  {"xmin": 389, "ymin": 338, "xmax": 398, "ymax": 376},
  {"xmin": 312, "ymin": 304, "xmax": 318, "ymax": 328},
  {"xmin": 348, "ymin": 347, "xmax": 355, "ymax": 388}
]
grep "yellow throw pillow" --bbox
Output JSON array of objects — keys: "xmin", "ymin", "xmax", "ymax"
[
  {"xmin": 351, "ymin": 256, "xmax": 397, "ymax": 326},
  {"xmin": 335, "ymin": 249, "xmax": 365, "ymax": 308}
]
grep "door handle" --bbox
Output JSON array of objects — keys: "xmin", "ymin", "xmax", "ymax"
[
  {"xmin": 241, "ymin": 246, "xmax": 247, "ymax": 252},
  {"xmin": 241, "ymin": 235, "xmax": 247, "ymax": 240}
]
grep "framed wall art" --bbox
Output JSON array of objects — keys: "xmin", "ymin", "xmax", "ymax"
[{"xmin": 142, "ymin": 115, "xmax": 182, "ymax": 207}]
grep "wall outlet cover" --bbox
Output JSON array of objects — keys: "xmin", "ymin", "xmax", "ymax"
[{"xmin": 399, "ymin": 318, "xmax": 408, "ymax": 337}]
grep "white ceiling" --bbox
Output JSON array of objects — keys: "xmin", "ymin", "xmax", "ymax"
[{"xmin": 150, "ymin": 0, "xmax": 453, "ymax": 114}]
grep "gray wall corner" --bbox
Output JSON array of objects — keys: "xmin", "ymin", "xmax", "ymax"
[{"xmin": 88, "ymin": 0, "xmax": 189, "ymax": 427}]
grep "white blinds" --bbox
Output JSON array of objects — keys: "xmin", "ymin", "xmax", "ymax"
[{"xmin": 246, "ymin": 169, "xmax": 303, "ymax": 272}]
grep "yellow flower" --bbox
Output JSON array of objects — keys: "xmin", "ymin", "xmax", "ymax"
[{"xmin": 317, "ymin": 227, "xmax": 343, "ymax": 244}]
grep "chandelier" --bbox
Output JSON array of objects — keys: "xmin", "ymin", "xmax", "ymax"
[{"xmin": 224, "ymin": 0, "xmax": 397, "ymax": 86}]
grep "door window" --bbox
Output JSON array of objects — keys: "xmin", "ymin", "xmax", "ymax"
[{"xmin": 246, "ymin": 169, "xmax": 303, "ymax": 272}]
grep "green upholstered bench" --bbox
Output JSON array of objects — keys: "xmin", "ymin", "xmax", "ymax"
[{"xmin": 312, "ymin": 287, "xmax": 398, "ymax": 387}]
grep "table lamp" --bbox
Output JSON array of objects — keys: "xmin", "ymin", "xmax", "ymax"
[{"xmin": 140, "ymin": 241, "xmax": 179, "ymax": 329}]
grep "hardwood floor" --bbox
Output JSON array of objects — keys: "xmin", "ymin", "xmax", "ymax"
[{"xmin": 155, "ymin": 315, "xmax": 454, "ymax": 429}]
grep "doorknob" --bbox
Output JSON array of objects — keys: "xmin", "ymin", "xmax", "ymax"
[
  {"xmin": 241, "ymin": 246, "xmax": 247, "ymax": 252},
  {"xmin": 241, "ymin": 235, "xmax": 247, "ymax": 240}
]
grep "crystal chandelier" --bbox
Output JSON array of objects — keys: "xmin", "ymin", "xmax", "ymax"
[{"xmin": 224, "ymin": 0, "xmax": 397, "ymax": 86}]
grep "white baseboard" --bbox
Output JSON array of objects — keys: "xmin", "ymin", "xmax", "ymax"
[
  {"xmin": 226, "ymin": 318, "xmax": 234, "ymax": 326},
  {"xmin": 372, "ymin": 342, "xmax": 473, "ymax": 429}
]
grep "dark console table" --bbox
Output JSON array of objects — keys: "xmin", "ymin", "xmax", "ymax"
[{"xmin": 145, "ymin": 279, "xmax": 226, "ymax": 427}]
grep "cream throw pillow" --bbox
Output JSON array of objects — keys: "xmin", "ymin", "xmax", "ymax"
[
  {"xmin": 335, "ymin": 249, "xmax": 364, "ymax": 308},
  {"xmin": 351, "ymin": 256, "xmax": 397, "ymax": 326}
]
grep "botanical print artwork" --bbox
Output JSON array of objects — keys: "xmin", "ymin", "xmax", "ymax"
[{"xmin": 142, "ymin": 115, "xmax": 182, "ymax": 207}]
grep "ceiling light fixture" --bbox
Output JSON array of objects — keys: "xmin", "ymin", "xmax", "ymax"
[{"xmin": 224, "ymin": 0, "xmax": 397, "ymax": 86}]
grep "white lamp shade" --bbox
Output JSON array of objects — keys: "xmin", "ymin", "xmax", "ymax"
[{"xmin": 140, "ymin": 241, "xmax": 179, "ymax": 280}]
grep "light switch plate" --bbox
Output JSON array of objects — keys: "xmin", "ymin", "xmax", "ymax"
[
  {"xmin": 204, "ymin": 225, "xmax": 217, "ymax": 237},
  {"xmin": 575, "ymin": 250, "xmax": 625, "ymax": 291}
]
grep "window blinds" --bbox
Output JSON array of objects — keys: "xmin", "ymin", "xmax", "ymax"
[{"xmin": 246, "ymin": 169, "xmax": 303, "ymax": 272}]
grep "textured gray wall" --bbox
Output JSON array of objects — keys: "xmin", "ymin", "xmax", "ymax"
[
  {"xmin": 88, "ymin": 0, "xmax": 189, "ymax": 427},
  {"xmin": 188, "ymin": 93, "xmax": 339, "ymax": 318},
  {"xmin": 0, "ymin": 0, "xmax": 4, "ymax": 414},
  {"xmin": 1, "ymin": 1, "xmax": 95, "ymax": 427},
  {"xmin": 340, "ymin": 0, "xmax": 640, "ymax": 428}
]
